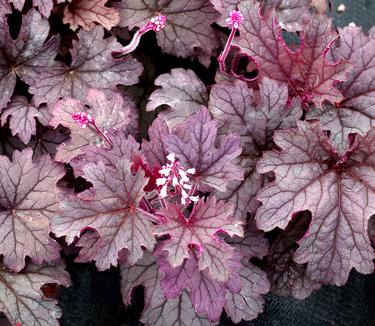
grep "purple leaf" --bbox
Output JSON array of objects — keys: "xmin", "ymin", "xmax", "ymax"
[
  {"xmin": 142, "ymin": 118, "xmax": 170, "ymax": 168},
  {"xmin": 1, "ymin": 96, "xmax": 51, "ymax": 144},
  {"xmin": 120, "ymin": 251, "xmax": 212, "ymax": 325},
  {"xmin": 70, "ymin": 130, "xmax": 140, "ymax": 177},
  {"xmin": 63, "ymin": 0, "xmax": 120, "ymax": 31},
  {"xmin": 75, "ymin": 230, "xmax": 104, "ymax": 264},
  {"xmin": 52, "ymin": 157, "xmax": 155, "ymax": 270},
  {"xmin": 115, "ymin": 0, "xmax": 220, "ymax": 66},
  {"xmin": 224, "ymin": 260, "xmax": 270, "ymax": 323},
  {"xmin": 120, "ymin": 250, "xmax": 162, "ymax": 307},
  {"xmin": 211, "ymin": 0, "xmax": 311, "ymax": 32},
  {"xmin": 209, "ymin": 78, "xmax": 302, "ymax": 149},
  {"xmin": 256, "ymin": 121, "xmax": 375, "ymax": 285},
  {"xmin": 146, "ymin": 68, "xmax": 208, "ymax": 128},
  {"xmin": 268, "ymin": 250, "xmax": 322, "ymax": 299},
  {"xmin": 154, "ymin": 197, "xmax": 243, "ymax": 281},
  {"xmin": 0, "ymin": 9, "xmax": 59, "ymax": 109},
  {"xmin": 29, "ymin": 26, "xmax": 143, "ymax": 105},
  {"xmin": 165, "ymin": 107, "xmax": 243, "ymax": 191},
  {"xmin": 0, "ymin": 263, "xmax": 70, "ymax": 326},
  {"xmin": 158, "ymin": 252, "xmax": 226, "ymax": 322},
  {"xmin": 209, "ymin": 78, "xmax": 301, "ymax": 220},
  {"xmin": 234, "ymin": 1, "xmax": 352, "ymax": 106},
  {"xmin": 225, "ymin": 227, "xmax": 269, "ymax": 260},
  {"xmin": 0, "ymin": 149, "xmax": 64, "ymax": 271},
  {"xmin": 308, "ymin": 27, "xmax": 375, "ymax": 152},
  {"xmin": 50, "ymin": 89, "xmax": 131, "ymax": 163},
  {"xmin": 141, "ymin": 290, "xmax": 212, "ymax": 326}
]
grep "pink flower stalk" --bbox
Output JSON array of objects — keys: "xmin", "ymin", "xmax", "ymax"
[
  {"xmin": 218, "ymin": 10, "xmax": 244, "ymax": 72},
  {"xmin": 156, "ymin": 153, "xmax": 199, "ymax": 205},
  {"xmin": 112, "ymin": 14, "xmax": 167, "ymax": 59},
  {"xmin": 71, "ymin": 112, "xmax": 112, "ymax": 148}
]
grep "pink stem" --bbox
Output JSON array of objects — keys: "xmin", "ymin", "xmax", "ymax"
[
  {"xmin": 90, "ymin": 121, "xmax": 113, "ymax": 149},
  {"xmin": 218, "ymin": 27, "xmax": 237, "ymax": 73}
]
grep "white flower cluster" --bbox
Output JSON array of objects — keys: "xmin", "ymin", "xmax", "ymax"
[{"xmin": 156, "ymin": 153, "xmax": 199, "ymax": 205}]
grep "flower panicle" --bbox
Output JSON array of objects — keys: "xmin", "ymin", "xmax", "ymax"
[{"xmin": 156, "ymin": 153, "xmax": 198, "ymax": 205}]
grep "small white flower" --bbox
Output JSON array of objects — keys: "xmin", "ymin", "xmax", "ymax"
[
  {"xmin": 156, "ymin": 177, "xmax": 167, "ymax": 186},
  {"xmin": 186, "ymin": 168, "xmax": 196, "ymax": 174},
  {"xmin": 167, "ymin": 153, "xmax": 175, "ymax": 163},
  {"xmin": 160, "ymin": 184, "xmax": 168, "ymax": 198}
]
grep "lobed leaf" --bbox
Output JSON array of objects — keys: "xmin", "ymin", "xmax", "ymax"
[
  {"xmin": 52, "ymin": 157, "xmax": 154, "ymax": 270},
  {"xmin": 256, "ymin": 121, "xmax": 375, "ymax": 285},
  {"xmin": 146, "ymin": 68, "xmax": 208, "ymax": 128},
  {"xmin": 29, "ymin": 26, "xmax": 143, "ymax": 105},
  {"xmin": 63, "ymin": 0, "xmax": 119, "ymax": 31},
  {"xmin": 154, "ymin": 197, "xmax": 243, "ymax": 282},
  {"xmin": 0, "ymin": 263, "xmax": 70, "ymax": 326},
  {"xmin": 0, "ymin": 149, "xmax": 64, "ymax": 271},
  {"xmin": 50, "ymin": 89, "xmax": 130, "ymax": 163},
  {"xmin": 115, "ymin": 0, "xmax": 220, "ymax": 66},
  {"xmin": 165, "ymin": 107, "xmax": 243, "ymax": 192},
  {"xmin": 308, "ymin": 27, "xmax": 375, "ymax": 152},
  {"xmin": 234, "ymin": 1, "xmax": 352, "ymax": 106}
]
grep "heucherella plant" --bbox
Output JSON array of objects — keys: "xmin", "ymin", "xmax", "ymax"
[{"xmin": 0, "ymin": 0, "xmax": 375, "ymax": 325}]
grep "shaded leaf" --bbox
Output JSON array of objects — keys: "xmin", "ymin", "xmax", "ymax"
[
  {"xmin": 115, "ymin": 0, "xmax": 220, "ymax": 65},
  {"xmin": 29, "ymin": 26, "xmax": 143, "ymax": 105},
  {"xmin": 0, "ymin": 149, "xmax": 64, "ymax": 271},
  {"xmin": 0, "ymin": 263, "xmax": 70, "ymax": 326},
  {"xmin": 63, "ymin": 0, "xmax": 119, "ymax": 31},
  {"xmin": 1, "ymin": 96, "xmax": 51, "ymax": 144},
  {"xmin": 146, "ymin": 68, "xmax": 208, "ymax": 128},
  {"xmin": 0, "ymin": 10, "xmax": 59, "ymax": 109}
]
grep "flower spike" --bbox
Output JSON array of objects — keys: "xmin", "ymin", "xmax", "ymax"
[
  {"xmin": 156, "ymin": 153, "xmax": 198, "ymax": 205},
  {"xmin": 226, "ymin": 10, "xmax": 244, "ymax": 29},
  {"xmin": 218, "ymin": 10, "xmax": 244, "ymax": 73},
  {"xmin": 112, "ymin": 14, "xmax": 167, "ymax": 59},
  {"xmin": 71, "ymin": 112, "xmax": 112, "ymax": 149}
]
